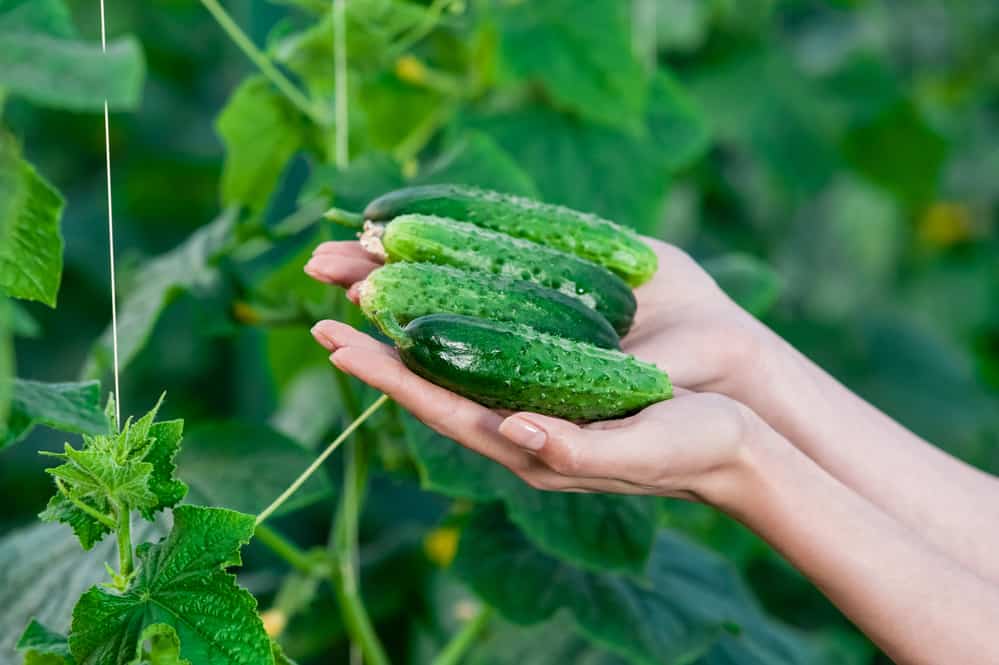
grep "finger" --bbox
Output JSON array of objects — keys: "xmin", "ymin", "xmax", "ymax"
[
  {"xmin": 330, "ymin": 345, "xmax": 533, "ymax": 472},
  {"xmin": 310, "ymin": 320, "xmax": 394, "ymax": 358},
  {"xmin": 312, "ymin": 241, "xmax": 372, "ymax": 259},
  {"xmin": 304, "ymin": 254, "xmax": 380, "ymax": 287}
]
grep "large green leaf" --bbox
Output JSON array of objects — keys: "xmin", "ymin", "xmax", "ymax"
[
  {"xmin": 83, "ymin": 210, "xmax": 236, "ymax": 379},
  {"xmin": 0, "ymin": 519, "xmax": 166, "ymax": 655},
  {"xmin": 0, "ymin": 132, "xmax": 64, "ymax": 307},
  {"xmin": 177, "ymin": 421, "xmax": 333, "ymax": 516},
  {"xmin": 454, "ymin": 506, "xmax": 815, "ymax": 665},
  {"xmin": 0, "ymin": 298, "xmax": 10, "ymax": 427},
  {"xmin": 464, "ymin": 71, "xmax": 710, "ymax": 234},
  {"xmin": 495, "ymin": 0, "xmax": 646, "ymax": 132},
  {"xmin": 69, "ymin": 506, "xmax": 272, "ymax": 665},
  {"xmin": 403, "ymin": 415, "xmax": 657, "ymax": 573},
  {"xmin": 217, "ymin": 76, "xmax": 306, "ymax": 213},
  {"xmin": 1, "ymin": 379, "xmax": 108, "ymax": 451}
]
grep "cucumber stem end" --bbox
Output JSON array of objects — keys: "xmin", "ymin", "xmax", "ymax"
[{"xmin": 324, "ymin": 207, "xmax": 365, "ymax": 228}]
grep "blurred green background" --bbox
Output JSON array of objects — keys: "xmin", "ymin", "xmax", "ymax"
[{"xmin": 3, "ymin": 0, "xmax": 998, "ymax": 663}]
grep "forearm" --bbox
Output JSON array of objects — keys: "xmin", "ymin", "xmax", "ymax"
[
  {"xmin": 729, "ymin": 318, "xmax": 999, "ymax": 581},
  {"xmin": 713, "ymin": 432, "xmax": 999, "ymax": 665}
]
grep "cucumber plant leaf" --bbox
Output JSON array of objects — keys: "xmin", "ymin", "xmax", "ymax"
[
  {"xmin": 413, "ymin": 132, "xmax": 539, "ymax": 198},
  {"xmin": 16, "ymin": 620, "xmax": 74, "ymax": 665},
  {"xmin": 178, "ymin": 421, "xmax": 333, "ymax": 516},
  {"xmin": 40, "ymin": 397, "xmax": 187, "ymax": 549},
  {"xmin": 68, "ymin": 506, "xmax": 272, "ymax": 665},
  {"xmin": 495, "ymin": 0, "xmax": 646, "ymax": 132},
  {"xmin": 0, "ymin": 0, "xmax": 145, "ymax": 111},
  {"xmin": 403, "ymin": 414, "xmax": 656, "ymax": 573},
  {"xmin": 0, "ymin": 131, "xmax": 65, "ymax": 307},
  {"xmin": 454, "ymin": 506, "xmax": 815, "ymax": 665},
  {"xmin": 83, "ymin": 209, "xmax": 236, "ymax": 379},
  {"xmin": 217, "ymin": 76, "xmax": 307, "ymax": 213},
  {"xmin": 1, "ymin": 379, "xmax": 109, "ymax": 451},
  {"xmin": 463, "ymin": 72, "xmax": 710, "ymax": 235}
]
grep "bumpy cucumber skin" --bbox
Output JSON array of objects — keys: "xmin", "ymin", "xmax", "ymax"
[
  {"xmin": 363, "ymin": 184, "xmax": 659, "ymax": 287},
  {"xmin": 375, "ymin": 214, "xmax": 637, "ymax": 336},
  {"xmin": 361, "ymin": 263, "xmax": 620, "ymax": 349},
  {"xmin": 395, "ymin": 314, "xmax": 671, "ymax": 422}
]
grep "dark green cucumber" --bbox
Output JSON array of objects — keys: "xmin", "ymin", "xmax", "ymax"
[
  {"xmin": 359, "ymin": 184, "xmax": 658, "ymax": 286},
  {"xmin": 360, "ymin": 263, "xmax": 620, "ymax": 349},
  {"xmin": 385, "ymin": 313, "xmax": 671, "ymax": 422},
  {"xmin": 360, "ymin": 214, "xmax": 637, "ymax": 335}
]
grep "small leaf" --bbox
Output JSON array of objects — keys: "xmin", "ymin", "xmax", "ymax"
[
  {"xmin": 404, "ymin": 415, "xmax": 656, "ymax": 572},
  {"xmin": 68, "ymin": 506, "xmax": 272, "ymax": 665},
  {"xmin": 83, "ymin": 209, "xmax": 236, "ymax": 378},
  {"xmin": 40, "ymin": 398, "xmax": 187, "ymax": 549},
  {"xmin": 0, "ymin": 132, "xmax": 65, "ymax": 307},
  {"xmin": 1, "ymin": 379, "xmax": 108, "ymax": 451},
  {"xmin": 177, "ymin": 421, "xmax": 333, "ymax": 516},
  {"xmin": 130, "ymin": 624, "xmax": 190, "ymax": 665},
  {"xmin": 217, "ymin": 76, "xmax": 306, "ymax": 213},
  {"xmin": 16, "ymin": 620, "xmax": 74, "ymax": 665},
  {"xmin": 703, "ymin": 253, "xmax": 783, "ymax": 317}
]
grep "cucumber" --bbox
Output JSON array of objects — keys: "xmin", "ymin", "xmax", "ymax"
[
  {"xmin": 360, "ymin": 214, "xmax": 637, "ymax": 336},
  {"xmin": 383, "ymin": 313, "xmax": 672, "ymax": 422},
  {"xmin": 350, "ymin": 185, "xmax": 658, "ymax": 287},
  {"xmin": 360, "ymin": 263, "xmax": 620, "ymax": 349}
]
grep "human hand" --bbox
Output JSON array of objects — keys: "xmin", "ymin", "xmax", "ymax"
[{"xmin": 310, "ymin": 317, "xmax": 764, "ymax": 506}]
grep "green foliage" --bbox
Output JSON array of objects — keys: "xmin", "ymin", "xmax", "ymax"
[
  {"xmin": 0, "ymin": 0, "xmax": 145, "ymax": 111},
  {"xmin": 1, "ymin": 379, "xmax": 108, "ymax": 450},
  {"xmin": 3, "ymin": 1, "xmax": 998, "ymax": 664},
  {"xmin": 40, "ymin": 397, "xmax": 187, "ymax": 549},
  {"xmin": 69, "ymin": 506, "xmax": 271, "ymax": 665},
  {"xmin": 0, "ymin": 132, "xmax": 64, "ymax": 307}
]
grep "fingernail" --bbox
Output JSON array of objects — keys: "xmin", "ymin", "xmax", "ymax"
[
  {"xmin": 500, "ymin": 416, "xmax": 547, "ymax": 451},
  {"xmin": 303, "ymin": 258, "xmax": 325, "ymax": 279},
  {"xmin": 311, "ymin": 323, "xmax": 335, "ymax": 349}
]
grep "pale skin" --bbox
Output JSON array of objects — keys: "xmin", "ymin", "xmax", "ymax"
[{"xmin": 304, "ymin": 238, "xmax": 999, "ymax": 665}]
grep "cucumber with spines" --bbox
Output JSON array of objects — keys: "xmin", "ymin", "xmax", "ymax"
[
  {"xmin": 385, "ymin": 313, "xmax": 672, "ymax": 422},
  {"xmin": 361, "ymin": 214, "xmax": 637, "ymax": 336},
  {"xmin": 359, "ymin": 263, "xmax": 620, "ymax": 349},
  {"xmin": 334, "ymin": 184, "xmax": 659, "ymax": 287}
]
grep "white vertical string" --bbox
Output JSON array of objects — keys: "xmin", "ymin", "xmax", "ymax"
[{"xmin": 100, "ymin": 0, "xmax": 122, "ymax": 428}]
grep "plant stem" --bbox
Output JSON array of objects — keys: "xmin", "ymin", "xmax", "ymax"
[
  {"xmin": 386, "ymin": 0, "xmax": 458, "ymax": 60},
  {"xmin": 333, "ymin": 0, "xmax": 349, "ymax": 168},
  {"xmin": 329, "ymin": 435, "xmax": 390, "ymax": 665},
  {"xmin": 197, "ymin": 0, "xmax": 327, "ymax": 126},
  {"xmin": 114, "ymin": 499, "xmax": 133, "ymax": 580},
  {"xmin": 256, "ymin": 394, "xmax": 389, "ymax": 526},
  {"xmin": 53, "ymin": 478, "xmax": 117, "ymax": 529},
  {"xmin": 431, "ymin": 606, "xmax": 494, "ymax": 665},
  {"xmin": 254, "ymin": 524, "xmax": 325, "ymax": 575},
  {"xmin": 324, "ymin": 208, "xmax": 365, "ymax": 228}
]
